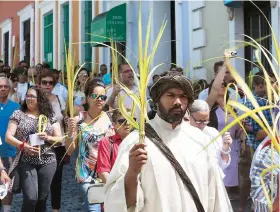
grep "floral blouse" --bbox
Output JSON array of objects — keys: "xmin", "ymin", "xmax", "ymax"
[
  {"xmin": 76, "ymin": 111, "xmax": 114, "ymax": 183},
  {"xmin": 10, "ymin": 110, "xmax": 57, "ymax": 165}
]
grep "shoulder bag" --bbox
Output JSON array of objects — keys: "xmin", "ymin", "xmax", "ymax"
[{"xmin": 87, "ymin": 137, "xmax": 114, "ymax": 204}]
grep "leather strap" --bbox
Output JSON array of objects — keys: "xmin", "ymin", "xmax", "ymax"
[{"xmin": 145, "ymin": 123, "xmax": 205, "ymax": 212}]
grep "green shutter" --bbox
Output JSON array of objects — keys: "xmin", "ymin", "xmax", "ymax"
[
  {"xmin": 44, "ymin": 13, "xmax": 53, "ymax": 68},
  {"xmin": 84, "ymin": 1, "xmax": 92, "ymax": 70},
  {"xmin": 63, "ymin": 3, "xmax": 69, "ymax": 70}
]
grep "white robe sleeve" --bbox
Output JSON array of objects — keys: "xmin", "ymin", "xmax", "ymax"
[
  {"xmin": 216, "ymin": 136, "xmax": 231, "ymax": 170},
  {"xmin": 206, "ymin": 137, "xmax": 234, "ymax": 212},
  {"xmin": 104, "ymin": 131, "xmax": 145, "ymax": 212}
]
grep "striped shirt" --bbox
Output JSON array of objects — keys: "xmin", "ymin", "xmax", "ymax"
[{"xmin": 250, "ymin": 144, "xmax": 279, "ymax": 212}]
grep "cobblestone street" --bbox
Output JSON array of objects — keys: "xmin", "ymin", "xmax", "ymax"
[
  {"xmin": 11, "ymin": 157, "xmax": 83, "ymax": 212},
  {"xmin": 8, "ymin": 157, "xmax": 252, "ymax": 212}
]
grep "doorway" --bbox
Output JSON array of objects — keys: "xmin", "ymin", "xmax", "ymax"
[{"xmin": 244, "ymin": 1, "xmax": 271, "ymax": 77}]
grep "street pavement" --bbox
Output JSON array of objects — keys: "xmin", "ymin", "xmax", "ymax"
[
  {"xmin": 9, "ymin": 157, "xmax": 252, "ymax": 212},
  {"xmin": 10, "ymin": 157, "xmax": 83, "ymax": 212}
]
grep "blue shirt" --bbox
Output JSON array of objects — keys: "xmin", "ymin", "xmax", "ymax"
[
  {"xmin": 0, "ymin": 100, "xmax": 20, "ymax": 157},
  {"xmin": 102, "ymin": 73, "xmax": 111, "ymax": 86}
]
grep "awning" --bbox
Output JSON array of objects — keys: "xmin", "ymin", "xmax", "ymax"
[
  {"xmin": 224, "ymin": 0, "xmax": 243, "ymax": 8},
  {"xmin": 91, "ymin": 3, "xmax": 126, "ymax": 46}
]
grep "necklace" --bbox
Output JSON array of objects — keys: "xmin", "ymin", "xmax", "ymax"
[{"xmin": 0, "ymin": 101, "xmax": 8, "ymax": 111}]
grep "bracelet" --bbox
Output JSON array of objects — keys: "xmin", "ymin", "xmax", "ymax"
[
  {"xmin": 19, "ymin": 142, "xmax": 25, "ymax": 151},
  {"xmin": 221, "ymin": 147, "xmax": 231, "ymax": 155},
  {"xmin": 0, "ymin": 167, "xmax": 6, "ymax": 172}
]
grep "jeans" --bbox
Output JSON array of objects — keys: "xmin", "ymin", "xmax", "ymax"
[
  {"xmin": 50, "ymin": 146, "xmax": 66, "ymax": 209},
  {"xmin": 79, "ymin": 182, "xmax": 101, "ymax": 212},
  {"xmin": 19, "ymin": 161, "xmax": 57, "ymax": 212}
]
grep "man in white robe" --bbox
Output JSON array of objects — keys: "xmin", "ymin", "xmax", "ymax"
[{"xmin": 104, "ymin": 73, "xmax": 233, "ymax": 212}]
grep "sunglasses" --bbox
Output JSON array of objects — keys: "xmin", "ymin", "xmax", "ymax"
[
  {"xmin": 191, "ymin": 114, "xmax": 210, "ymax": 125},
  {"xmin": 117, "ymin": 118, "xmax": 136, "ymax": 125},
  {"xmin": 91, "ymin": 94, "xmax": 107, "ymax": 101},
  {"xmin": 221, "ymin": 81, "xmax": 228, "ymax": 88},
  {"xmin": 78, "ymin": 73, "xmax": 88, "ymax": 77},
  {"xmin": 41, "ymin": 80, "xmax": 54, "ymax": 86}
]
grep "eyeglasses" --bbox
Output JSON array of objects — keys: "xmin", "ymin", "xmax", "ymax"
[
  {"xmin": 117, "ymin": 118, "xmax": 136, "ymax": 125},
  {"xmin": 221, "ymin": 81, "xmax": 228, "ymax": 88},
  {"xmin": 78, "ymin": 73, "xmax": 88, "ymax": 77},
  {"xmin": 91, "ymin": 94, "xmax": 107, "ymax": 101},
  {"xmin": 41, "ymin": 80, "xmax": 54, "ymax": 86},
  {"xmin": 190, "ymin": 114, "xmax": 210, "ymax": 125},
  {"xmin": 0, "ymin": 85, "xmax": 9, "ymax": 90},
  {"xmin": 25, "ymin": 94, "xmax": 37, "ymax": 99}
]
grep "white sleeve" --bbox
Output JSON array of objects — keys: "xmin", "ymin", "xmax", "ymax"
[
  {"xmin": 216, "ymin": 136, "xmax": 231, "ymax": 170},
  {"xmin": 104, "ymin": 132, "xmax": 145, "ymax": 212},
  {"xmin": 198, "ymin": 89, "xmax": 208, "ymax": 101},
  {"xmin": 62, "ymin": 87, "xmax": 68, "ymax": 102}
]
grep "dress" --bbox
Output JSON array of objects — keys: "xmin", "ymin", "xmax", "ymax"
[{"xmin": 215, "ymin": 106, "xmax": 240, "ymax": 187}]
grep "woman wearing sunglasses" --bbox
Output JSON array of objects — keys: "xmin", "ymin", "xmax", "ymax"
[
  {"xmin": 6, "ymin": 86, "xmax": 62, "ymax": 212},
  {"xmin": 38, "ymin": 70, "xmax": 67, "ymax": 212},
  {"xmin": 67, "ymin": 78, "xmax": 114, "ymax": 212}
]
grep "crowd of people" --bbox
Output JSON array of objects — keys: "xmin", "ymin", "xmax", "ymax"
[{"xmin": 0, "ymin": 56, "xmax": 279, "ymax": 212}]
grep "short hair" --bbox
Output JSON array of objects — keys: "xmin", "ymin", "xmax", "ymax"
[
  {"xmin": 100, "ymin": 64, "xmax": 107, "ymax": 68},
  {"xmin": 37, "ymin": 70, "xmax": 57, "ymax": 85},
  {"xmin": 0, "ymin": 76, "xmax": 12, "ymax": 88},
  {"xmin": 152, "ymin": 74, "xmax": 160, "ymax": 81},
  {"xmin": 253, "ymin": 72, "xmax": 265, "ymax": 86},
  {"xmin": 84, "ymin": 78, "xmax": 105, "ymax": 97},
  {"xmin": 0, "ymin": 60, "xmax": 3, "ymax": 63},
  {"xmin": 118, "ymin": 63, "xmax": 130, "ymax": 73},
  {"xmin": 214, "ymin": 61, "xmax": 224, "ymax": 73},
  {"xmin": 18, "ymin": 60, "xmax": 28, "ymax": 67},
  {"xmin": 42, "ymin": 63, "xmax": 50, "ymax": 69},
  {"xmin": 189, "ymin": 100, "xmax": 210, "ymax": 114},
  {"xmin": 111, "ymin": 108, "xmax": 131, "ymax": 122},
  {"xmin": 14, "ymin": 67, "xmax": 27, "ymax": 76}
]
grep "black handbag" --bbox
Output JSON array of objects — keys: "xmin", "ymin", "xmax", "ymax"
[{"xmin": 8, "ymin": 151, "xmax": 22, "ymax": 194}]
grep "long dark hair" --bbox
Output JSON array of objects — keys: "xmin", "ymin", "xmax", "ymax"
[
  {"xmin": 207, "ymin": 80, "xmax": 229, "ymax": 130},
  {"xmin": 21, "ymin": 86, "xmax": 54, "ymax": 118}
]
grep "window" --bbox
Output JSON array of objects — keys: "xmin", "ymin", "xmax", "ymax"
[
  {"xmin": 23, "ymin": 19, "xmax": 31, "ymax": 64},
  {"xmin": 44, "ymin": 13, "xmax": 54, "ymax": 68},
  {"xmin": 63, "ymin": 3, "xmax": 69, "ymax": 69},
  {"xmin": 244, "ymin": 1, "xmax": 271, "ymax": 77},
  {"xmin": 3, "ymin": 31, "xmax": 9, "ymax": 65},
  {"xmin": 84, "ymin": 0, "xmax": 92, "ymax": 70}
]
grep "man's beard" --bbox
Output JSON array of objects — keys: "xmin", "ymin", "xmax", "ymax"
[{"xmin": 157, "ymin": 102, "xmax": 186, "ymax": 124}]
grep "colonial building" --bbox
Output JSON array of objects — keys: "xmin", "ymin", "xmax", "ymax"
[{"xmin": 0, "ymin": 1, "xmax": 34, "ymax": 68}]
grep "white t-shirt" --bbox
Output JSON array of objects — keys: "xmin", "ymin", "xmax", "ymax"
[
  {"xmin": 17, "ymin": 82, "xmax": 28, "ymax": 101},
  {"xmin": 52, "ymin": 83, "xmax": 68, "ymax": 103},
  {"xmin": 106, "ymin": 86, "xmax": 151, "ymax": 120},
  {"xmin": 202, "ymin": 126, "xmax": 231, "ymax": 178},
  {"xmin": 198, "ymin": 87, "xmax": 242, "ymax": 103}
]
